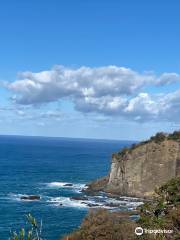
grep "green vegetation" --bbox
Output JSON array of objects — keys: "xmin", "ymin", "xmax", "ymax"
[
  {"xmin": 10, "ymin": 214, "xmax": 42, "ymax": 240},
  {"xmin": 63, "ymin": 209, "xmax": 137, "ymax": 240},
  {"xmin": 138, "ymin": 177, "xmax": 180, "ymax": 239},
  {"xmin": 117, "ymin": 131, "xmax": 180, "ymax": 156},
  {"xmin": 117, "ymin": 146, "xmax": 129, "ymax": 157},
  {"xmin": 150, "ymin": 132, "xmax": 167, "ymax": 143},
  {"xmin": 168, "ymin": 131, "xmax": 180, "ymax": 141}
]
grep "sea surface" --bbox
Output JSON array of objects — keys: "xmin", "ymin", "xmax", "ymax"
[{"xmin": 0, "ymin": 135, "xmax": 141, "ymax": 240}]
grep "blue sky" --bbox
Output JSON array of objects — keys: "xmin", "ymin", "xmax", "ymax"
[{"xmin": 0, "ymin": 0, "xmax": 180, "ymax": 140}]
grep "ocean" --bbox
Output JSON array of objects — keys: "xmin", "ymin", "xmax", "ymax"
[{"xmin": 0, "ymin": 135, "xmax": 140, "ymax": 239}]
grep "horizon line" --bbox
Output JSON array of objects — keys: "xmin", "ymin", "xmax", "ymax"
[{"xmin": 0, "ymin": 133, "xmax": 138, "ymax": 142}]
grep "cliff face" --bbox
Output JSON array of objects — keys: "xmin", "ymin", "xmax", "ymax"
[
  {"xmin": 86, "ymin": 132, "xmax": 180, "ymax": 198},
  {"xmin": 106, "ymin": 139, "xmax": 180, "ymax": 198}
]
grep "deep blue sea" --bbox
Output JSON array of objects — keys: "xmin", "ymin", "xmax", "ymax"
[{"xmin": 0, "ymin": 135, "xmax": 138, "ymax": 240}]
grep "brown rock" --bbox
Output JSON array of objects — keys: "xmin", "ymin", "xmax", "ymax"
[
  {"xmin": 64, "ymin": 183, "xmax": 73, "ymax": 187},
  {"xmin": 71, "ymin": 196, "xmax": 88, "ymax": 201},
  {"xmin": 107, "ymin": 139, "xmax": 180, "ymax": 198},
  {"xmin": 20, "ymin": 195, "xmax": 41, "ymax": 201},
  {"xmin": 84, "ymin": 176, "xmax": 109, "ymax": 194},
  {"xmin": 86, "ymin": 132, "xmax": 180, "ymax": 198}
]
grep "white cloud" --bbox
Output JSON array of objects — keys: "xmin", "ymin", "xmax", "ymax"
[
  {"xmin": 156, "ymin": 73, "xmax": 180, "ymax": 86},
  {"xmin": 6, "ymin": 65, "xmax": 180, "ymax": 123},
  {"xmin": 124, "ymin": 93, "xmax": 159, "ymax": 120},
  {"xmin": 8, "ymin": 65, "xmax": 154, "ymax": 104}
]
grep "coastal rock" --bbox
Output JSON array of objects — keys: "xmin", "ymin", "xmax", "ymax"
[
  {"xmin": 20, "ymin": 195, "xmax": 41, "ymax": 201},
  {"xmin": 64, "ymin": 183, "xmax": 73, "ymax": 187},
  {"xmin": 86, "ymin": 203, "xmax": 100, "ymax": 207},
  {"xmin": 85, "ymin": 176, "xmax": 109, "ymax": 194},
  {"xmin": 86, "ymin": 132, "xmax": 180, "ymax": 198},
  {"xmin": 71, "ymin": 196, "xmax": 88, "ymax": 201},
  {"xmin": 105, "ymin": 202, "xmax": 121, "ymax": 208},
  {"xmin": 107, "ymin": 140, "xmax": 180, "ymax": 198}
]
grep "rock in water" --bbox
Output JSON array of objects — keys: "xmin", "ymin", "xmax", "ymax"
[
  {"xmin": 71, "ymin": 196, "xmax": 88, "ymax": 201},
  {"xmin": 64, "ymin": 183, "xmax": 73, "ymax": 186},
  {"xmin": 20, "ymin": 195, "xmax": 41, "ymax": 201}
]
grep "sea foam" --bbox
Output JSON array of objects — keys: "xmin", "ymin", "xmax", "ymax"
[{"xmin": 46, "ymin": 181, "xmax": 87, "ymax": 193}]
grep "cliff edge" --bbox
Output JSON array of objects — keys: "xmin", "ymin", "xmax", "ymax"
[{"xmin": 86, "ymin": 131, "xmax": 180, "ymax": 198}]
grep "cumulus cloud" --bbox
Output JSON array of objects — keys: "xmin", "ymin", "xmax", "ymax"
[
  {"xmin": 156, "ymin": 73, "xmax": 180, "ymax": 86},
  {"xmin": 124, "ymin": 93, "xmax": 160, "ymax": 120},
  {"xmin": 7, "ymin": 65, "xmax": 180, "ymax": 122},
  {"xmin": 8, "ymin": 65, "xmax": 155, "ymax": 104}
]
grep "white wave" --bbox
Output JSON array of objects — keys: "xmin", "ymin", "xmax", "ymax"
[
  {"xmin": 7, "ymin": 192, "xmax": 143, "ymax": 210},
  {"xmin": 73, "ymin": 184, "xmax": 88, "ymax": 193},
  {"xmin": 46, "ymin": 181, "xmax": 87, "ymax": 193},
  {"xmin": 120, "ymin": 196, "xmax": 144, "ymax": 202},
  {"xmin": 6, "ymin": 193, "xmax": 26, "ymax": 201},
  {"xmin": 0, "ymin": 194, "xmax": 19, "ymax": 201},
  {"xmin": 47, "ymin": 182, "xmax": 70, "ymax": 187},
  {"xmin": 104, "ymin": 197, "xmax": 143, "ymax": 209},
  {"xmin": 7, "ymin": 193, "xmax": 41, "ymax": 202},
  {"xmin": 46, "ymin": 195, "xmax": 117, "ymax": 209},
  {"xmin": 47, "ymin": 196, "xmax": 88, "ymax": 208}
]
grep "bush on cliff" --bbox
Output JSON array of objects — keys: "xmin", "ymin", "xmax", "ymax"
[
  {"xmin": 63, "ymin": 209, "xmax": 137, "ymax": 240},
  {"xmin": 117, "ymin": 131, "xmax": 180, "ymax": 156},
  {"xmin": 150, "ymin": 132, "xmax": 167, "ymax": 143},
  {"xmin": 117, "ymin": 132, "xmax": 167, "ymax": 155},
  {"xmin": 168, "ymin": 131, "xmax": 180, "ymax": 141},
  {"xmin": 138, "ymin": 177, "xmax": 180, "ymax": 239}
]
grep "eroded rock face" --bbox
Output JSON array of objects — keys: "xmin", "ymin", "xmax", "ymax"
[
  {"xmin": 106, "ymin": 140, "xmax": 180, "ymax": 198},
  {"xmin": 85, "ymin": 176, "xmax": 109, "ymax": 194},
  {"xmin": 86, "ymin": 132, "xmax": 180, "ymax": 198}
]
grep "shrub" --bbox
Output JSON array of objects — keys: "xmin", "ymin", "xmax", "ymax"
[
  {"xmin": 138, "ymin": 177, "xmax": 180, "ymax": 239},
  {"xmin": 150, "ymin": 132, "xmax": 167, "ymax": 143},
  {"xmin": 118, "ymin": 147, "xmax": 129, "ymax": 157},
  {"xmin": 168, "ymin": 131, "xmax": 180, "ymax": 141},
  {"xmin": 64, "ymin": 209, "xmax": 137, "ymax": 240},
  {"xmin": 10, "ymin": 214, "xmax": 43, "ymax": 240}
]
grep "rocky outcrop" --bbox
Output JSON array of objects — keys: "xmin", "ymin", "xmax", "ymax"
[
  {"xmin": 107, "ymin": 139, "xmax": 180, "ymax": 198},
  {"xmin": 85, "ymin": 176, "xmax": 109, "ymax": 194},
  {"xmin": 20, "ymin": 195, "xmax": 41, "ymax": 201},
  {"xmin": 64, "ymin": 177, "xmax": 180, "ymax": 240},
  {"xmin": 86, "ymin": 132, "xmax": 180, "ymax": 198},
  {"xmin": 70, "ymin": 196, "xmax": 88, "ymax": 201}
]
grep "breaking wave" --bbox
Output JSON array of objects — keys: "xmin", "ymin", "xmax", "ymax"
[
  {"xmin": 6, "ymin": 183, "xmax": 143, "ymax": 210},
  {"xmin": 46, "ymin": 181, "xmax": 87, "ymax": 193}
]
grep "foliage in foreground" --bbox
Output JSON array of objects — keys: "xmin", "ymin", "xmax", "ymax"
[
  {"xmin": 63, "ymin": 209, "xmax": 137, "ymax": 240},
  {"xmin": 10, "ymin": 214, "xmax": 42, "ymax": 240},
  {"xmin": 137, "ymin": 177, "xmax": 180, "ymax": 240}
]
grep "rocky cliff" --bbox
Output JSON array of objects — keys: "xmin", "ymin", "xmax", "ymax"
[{"xmin": 86, "ymin": 132, "xmax": 180, "ymax": 198}]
